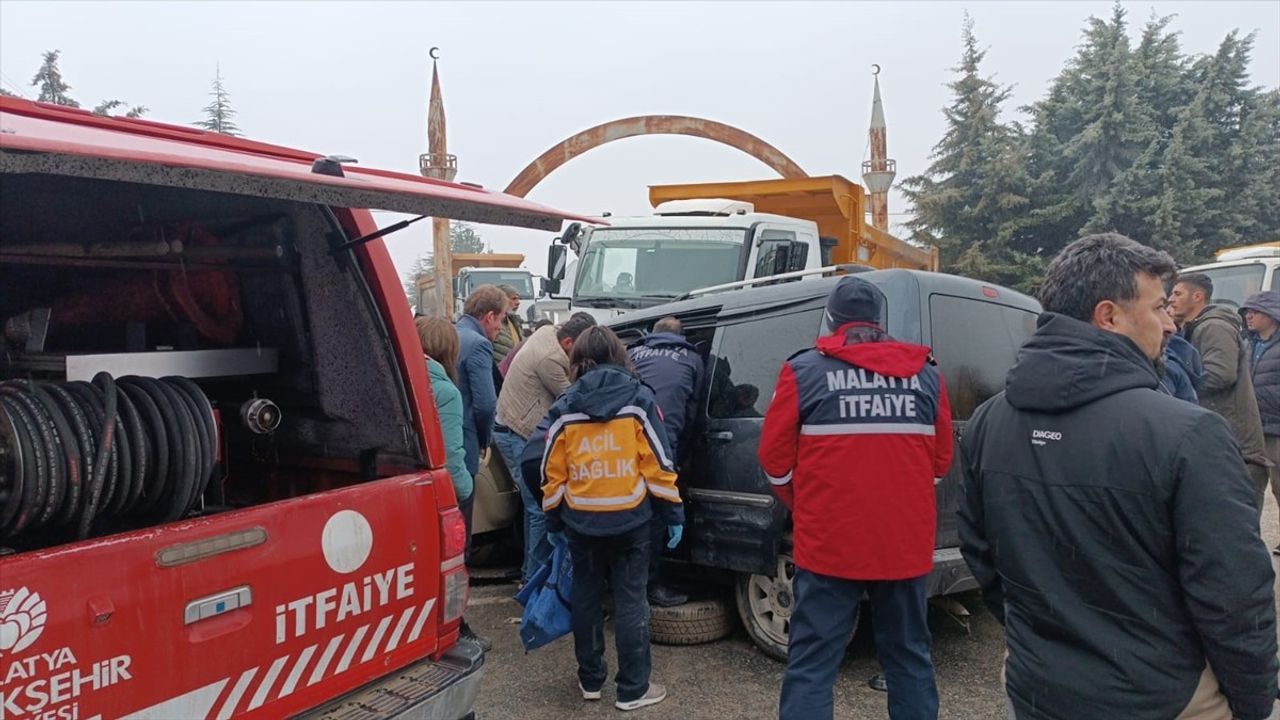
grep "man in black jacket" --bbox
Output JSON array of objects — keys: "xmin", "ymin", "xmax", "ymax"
[
  {"xmin": 958, "ymin": 233, "xmax": 1277, "ymax": 720},
  {"xmin": 628, "ymin": 316, "xmax": 704, "ymax": 607}
]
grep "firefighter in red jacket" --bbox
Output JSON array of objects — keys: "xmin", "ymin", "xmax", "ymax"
[{"xmin": 759, "ymin": 276, "xmax": 954, "ymax": 720}]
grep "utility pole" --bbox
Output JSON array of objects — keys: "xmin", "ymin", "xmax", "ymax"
[{"xmin": 420, "ymin": 48, "xmax": 458, "ymax": 317}]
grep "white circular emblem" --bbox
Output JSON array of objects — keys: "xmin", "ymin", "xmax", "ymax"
[
  {"xmin": 0, "ymin": 587, "xmax": 46, "ymax": 656},
  {"xmin": 321, "ymin": 510, "xmax": 374, "ymax": 574}
]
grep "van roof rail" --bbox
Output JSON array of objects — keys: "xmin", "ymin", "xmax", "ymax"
[{"xmin": 676, "ymin": 264, "xmax": 873, "ymax": 300}]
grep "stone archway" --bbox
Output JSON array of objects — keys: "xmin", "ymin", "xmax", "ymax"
[{"xmin": 503, "ymin": 115, "xmax": 807, "ymax": 198}]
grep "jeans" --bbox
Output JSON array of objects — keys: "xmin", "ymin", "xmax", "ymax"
[
  {"xmin": 779, "ymin": 571, "xmax": 937, "ymax": 720},
  {"xmin": 567, "ymin": 524, "xmax": 652, "ymax": 704},
  {"xmin": 494, "ymin": 427, "xmax": 549, "ymax": 582}
]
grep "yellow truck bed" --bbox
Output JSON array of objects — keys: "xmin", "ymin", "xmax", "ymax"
[{"xmin": 648, "ymin": 175, "xmax": 938, "ymax": 271}]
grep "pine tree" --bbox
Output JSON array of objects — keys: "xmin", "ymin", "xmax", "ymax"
[
  {"xmin": 449, "ymin": 222, "xmax": 487, "ymax": 254},
  {"xmin": 93, "ymin": 99, "xmax": 148, "ymax": 118},
  {"xmin": 901, "ymin": 14, "xmax": 1033, "ymax": 290},
  {"xmin": 1022, "ymin": 4, "xmax": 1148, "ymax": 254},
  {"xmin": 1084, "ymin": 13, "xmax": 1191, "ymax": 255},
  {"xmin": 31, "ymin": 50, "xmax": 78, "ymax": 107},
  {"xmin": 195, "ymin": 66, "xmax": 241, "ymax": 136}
]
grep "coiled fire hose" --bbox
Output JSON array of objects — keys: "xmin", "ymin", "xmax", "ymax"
[{"xmin": 0, "ymin": 373, "xmax": 217, "ymax": 541}]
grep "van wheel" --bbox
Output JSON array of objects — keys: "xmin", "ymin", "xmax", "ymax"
[
  {"xmin": 650, "ymin": 597, "xmax": 734, "ymax": 645},
  {"xmin": 734, "ymin": 553, "xmax": 795, "ymax": 661}
]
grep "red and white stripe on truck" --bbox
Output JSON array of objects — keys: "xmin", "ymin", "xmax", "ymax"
[{"xmin": 0, "ymin": 473, "xmax": 467, "ymax": 720}]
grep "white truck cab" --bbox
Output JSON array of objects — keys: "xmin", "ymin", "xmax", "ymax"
[
  {"xmin": 545, "ymin": 199, "xmax": 824, "ymax": 322},
  {"xmin": 1180, "ymin": 243, "xmax": 1280, "ymax": 309}
]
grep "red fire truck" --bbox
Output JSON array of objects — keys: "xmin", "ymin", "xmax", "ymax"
[{"xmin": 0, "ymin": 97, "xmax": 587, "ymax": 719}]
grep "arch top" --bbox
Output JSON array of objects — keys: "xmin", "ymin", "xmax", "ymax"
[{"xmin": 503, "ymin": 115, "xmax": 807, "ymax": 199}]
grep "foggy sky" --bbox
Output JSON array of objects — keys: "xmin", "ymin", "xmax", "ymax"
[{"xmin": 2, "ymin": 1, "xmax": 1277, "ymax": 282}]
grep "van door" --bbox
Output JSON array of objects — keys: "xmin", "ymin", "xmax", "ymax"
[
  {"xmin": 685, "ymin": 306, "xmax": 825, "ymax": 575},
  {"xmin": 926, "ymin": 295, "xmax": 1038, "ymax": 549}
]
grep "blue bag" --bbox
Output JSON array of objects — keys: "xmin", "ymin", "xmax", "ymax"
[{"xmin": 514, "ymin": 540, "xmax": 573, "ymax": 652}]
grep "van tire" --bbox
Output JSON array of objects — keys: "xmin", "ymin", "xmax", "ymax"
[
  {"xmin": 734, "ymin": 553, "xmax": 796, "ymax": 661},
  {"xmin": 650, "ymin": 597, "xmax": 733, "ymax": 645}
]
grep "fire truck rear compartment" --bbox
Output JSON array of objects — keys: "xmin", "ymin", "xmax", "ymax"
[{"xmin": 1, "ymin": 174, "xmax": 422, "ymax": 553}]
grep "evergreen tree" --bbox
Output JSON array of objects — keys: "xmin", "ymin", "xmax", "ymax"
[
  {"xmin": 93, "ymin": 99, "xmax": 148, "ymax": 118},
  {"xmin": 195, "ymin": 66, "xmax": 241, "ymax": 136},
  {"xmin": 901, "ymin": 14, "xmax": 1033, "ymax": 290},
  {"xmin": 909, "ymin": 6, "xmax": 1280, "ymax": 284},
  {"xmin": 31, "ymin": 50, "xmax": 78, "ymax": 107},
  {"xmin": 1022, "ymin": 4, "xmax": 1152, "ymax": 257},
  {"xmin": 449, "ymin": 222, "xmax": 487, "ymax": 254},
  {"xmin": 1084, "ymin": 13, "xmax": 1191, "ymax": 256}
]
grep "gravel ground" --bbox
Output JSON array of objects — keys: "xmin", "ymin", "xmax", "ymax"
[{"xmin": 467, "ymin": 492, "xmax": 1280, "ymax": 719}]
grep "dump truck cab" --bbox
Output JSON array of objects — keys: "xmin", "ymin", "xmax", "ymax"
[{"xmin": 545, "ymin": 176, "xmax": 939, "ymax": 322}]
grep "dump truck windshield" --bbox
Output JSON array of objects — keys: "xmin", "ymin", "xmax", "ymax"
[
  {"xmin": 574, "ymin": 228, "xmax": 746, "ymax": 302},
  {"xmin": 467, "ymin": 271, "xmax": 536, "ymax": 299}
]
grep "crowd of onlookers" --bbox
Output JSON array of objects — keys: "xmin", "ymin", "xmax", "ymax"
[{"xmin": 413, "ymin": 234, "xmax": 1280, "ymax": 719}]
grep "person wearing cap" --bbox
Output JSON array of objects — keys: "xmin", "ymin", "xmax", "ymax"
[
  {"xmin": 759, "ymin": 276, "xmax": 954, "ymax": 720},
  {"xmin": 1242, "ymin": 290, "xmax": 1280, "ymax": 549}
]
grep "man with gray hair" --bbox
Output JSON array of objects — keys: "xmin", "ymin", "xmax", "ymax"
[{"xmin": 959, "ymin": 233, "xmax": 1276, "ymax": 720}]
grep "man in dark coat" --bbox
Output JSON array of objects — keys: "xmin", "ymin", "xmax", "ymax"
[
  {"xmin": 628, "ymin": 316, "xmax": 705, "ymax": 607},
  {"xmin": 1171, "ymin": 272, "xmax": 1271, "ymax": 511},
  {"xmin": 1242, "ymin": 290, "xmax": 1280, "ymax": 549},
  {"xmin": 960, "ymin": 234, "xmax": 1276, "ymax": 720}
]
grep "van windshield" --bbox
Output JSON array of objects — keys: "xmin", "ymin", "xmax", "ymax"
[
  {"xmin": 574, "ymin": 228, "xmax": 746, "ymax": 303},
  {"xmin": 1195, "ymin": 263, "xmax": 1266, "ymax": 309}
]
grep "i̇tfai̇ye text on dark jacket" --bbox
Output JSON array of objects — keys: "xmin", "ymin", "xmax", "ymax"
[
  {"xmin": 959, "ymin": 313, "xmax": 1277, "ymax": 720},
  {"xmin": 627, "ymin": 331, "xmax": 704, "ymax": 458}
]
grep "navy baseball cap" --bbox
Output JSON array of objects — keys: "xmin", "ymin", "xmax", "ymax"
[{"xmin": 825, "ymin": 276, "xmax": 883, "ymax": 330}]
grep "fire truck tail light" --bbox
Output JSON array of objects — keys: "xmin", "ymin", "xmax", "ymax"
[
  {"xmin": 439, "ymin": 506, "xmax": 469, "ymax": 625},
  {"xmin": 440, "ymin": 507, "xmax": 466, "ymax": 562},
  {"xmin": 442, "ymin": 567, "xmax": 468, "ymax": 623}
]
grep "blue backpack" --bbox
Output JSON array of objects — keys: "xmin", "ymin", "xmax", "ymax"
[{"xmin": 514, "ymin": 541, "xmax": 573, "ymax": 652}]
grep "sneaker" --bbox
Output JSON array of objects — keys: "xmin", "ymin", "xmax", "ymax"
[
  {"xmin": 616, "ymin": 683, "xmax": 666, "ymax": 711},
  {"xmin": 579, "ymin": 681, "xmax": 602, "ymax": 701},
  {"xmin": 1273, "ymin": 543, "xmax": 1280, "ymax": 556},
  {"xmin": 648, "ymin": 585, "xmax": 688, "ymax": 608}
]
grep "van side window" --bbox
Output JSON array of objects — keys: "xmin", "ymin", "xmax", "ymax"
[
  {"xmin": 928, "ymin": 295, "xmax": 1037, "ymax": 419},
  {"xmin": 1272, "ymin": 271, "xmax": 1279, "ymax": 292},
  {"xmin": 708, "ymin": 308, "xmax": 824, "ymax": 418}
]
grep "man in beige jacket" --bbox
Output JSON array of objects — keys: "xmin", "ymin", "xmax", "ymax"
[{"xmin": 494, "ymin": 312, "xmax": 597, "ymax": 581}]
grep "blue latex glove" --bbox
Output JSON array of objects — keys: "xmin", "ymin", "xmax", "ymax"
[
  {"xmin": 666, "ymin": 525, "xmax": 683, "ymax": 549},
  {"xmin": 547, "ymin": 531, "xmax": 565, "ymax": 547}
]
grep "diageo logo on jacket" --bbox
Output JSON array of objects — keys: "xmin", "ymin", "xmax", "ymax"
[{"xmin": 1031, "ymin": 429, "xmax": 1063, "ymax": 446}]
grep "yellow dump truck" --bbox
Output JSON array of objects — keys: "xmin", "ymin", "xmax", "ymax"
[
  {"xmin": 649, "ymin": 175, "xmax": 938, "ymax": 271},
  {"xmin": 545, "ymin": 175, "xmax": 938, "ymax": 322},
  {"xmin": 416, "ymin": 252, "xmax": 534, "ymax": 318}
]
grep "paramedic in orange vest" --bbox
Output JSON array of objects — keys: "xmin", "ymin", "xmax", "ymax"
[{"xmin": 523, "ymin": 325, "xmax": 683, "ymax": 712}]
